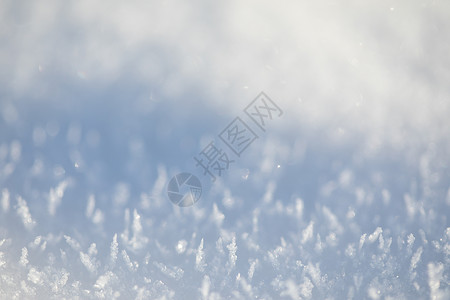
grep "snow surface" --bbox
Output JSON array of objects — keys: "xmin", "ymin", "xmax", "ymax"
[{"xmin": 1, "ymin": 0, "xmax": 450, "ymax": 299}]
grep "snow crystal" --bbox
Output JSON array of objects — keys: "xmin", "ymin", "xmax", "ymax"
[
  {"xmin": 322, "ymin": 206, "xmax": 343, "ymax": 235},
  {"xmin": 19, "ymin": 247, "xmax": 28, "ymax": 267},
  {"xmin": 29, "ymin": 236, "xmax": 42, "ymax": 249},
  {"xmin": 301, "ymin": 221, "xmax": 314, "ymax": 244},
  {"xmin": 210, "ymin": 203, "xmax": 225, "ymax": 227},
  {"xmin": 215, "ymin": 237, "xmax": 224, "ymax": 255},
  {"xmin": 345, "ymin": 243, "xmax": 356, "ymax": 257},
  {"xmin": 200, "ymin": 275, "xmax": 211, "ymax": 300},
  {"xmin": 51, "ymin": 269, "xmax": 70, "ymax": 293},
  {"xmin": 368, "ymin": 227, "xmax": 383, "ymax": 243},
  {"xmin": 359, "ymin": 233, "xmax": 367, "ymax": 250},
  {"xmin": 40, "ymin": 241, "xmax": 47, "ymax": 251},
  {"xmin": 404, "ymin": 194, "xmax": 425, "ymax": 219},
  {"xmin": 64, "ymin": 235, "xmax": 81, "ymax": 252},
  {"xmin": 378, "ymin": 232, "xmax": 384, "ymax": 250},
  {"xmin": 27, "ymin": 267, "xmax": 44, "ymax": 285},
  {"xmin": 428, "ymin": 262, "xmax": 445, "ymax": 299},
  {"xmin": 129, "ymin": 209, "xmax": 148, "ymax": 250},
  {"xmin": 121, "ymin": 249, "xmax": 138, "ymax": 272},
  {"xmin": 21, "ymin": 280, "xmax": 36, "ymax": 296},
  {"xmin": 0, "ymin": 252, "xmax": 5, "ymax": 268},
  {"xmin": 305, "ymin": 262, "xmax": 322, "ymax": 286},
  {"xmin": 295, "ymin": 198, "xmax": 304, "ymax": 219},
  {"xmin": 85, "ymin": 194, "xmax": 95, "ymax": 218},
  {"xmin": 109, "ymin": 234, "xmax": 119, "ymax": 266},
  {"xmin": 1, "ymin": 188, "xmax": 9, "ymax": 212},
  {"xmin": 153, "ymin": 261, "xmax": 184, "ymax": 280},
  {"xmin": 94, "ymin": 271, "xmax": 116, "ymax": 290},
  {"xmin": 175, "ymin": 239, "xmax": 187, "ymax": 254},
  {"xmin": 48, "ymin": 180, "xmax": 68, "ymax": 216},
  {"xmin": 407, "ymin": 233, "xmax": 415, "ymax": 254},
  {"xmin": 195, "ymin": 238, "xmax": 207, "ymax": 272},
  {"xmin": 88, "ymin": 243, "xmax": 98, "ymax": 257},
  {"xmin": 299, "ymin": 277, "xmax": 314, "ymax": 298},
  {"xmin": 263, "ymin": 181, "xmax": 276, "ymax": 203},
  {"xmin": 226, "ymin": 236, "xmax": 237, "ymax": 271},
  {"xmin": 247, "ymin": 259, "xmax": 258, "ymax": 280},
  {"xmin": 410, "ymin": 246, "xmax": 423, "ymax": 272},
  {"xmin": 80, "ymin": 251, "xmax": 97, "ymax": 273},
  {"xmin": 16, "ymin": 196, "xmax": 36, "ymax": 230}
]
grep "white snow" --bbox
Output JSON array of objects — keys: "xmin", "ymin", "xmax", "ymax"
[
  {"xmin": 410, "ymin": 246, "xmax": 423, "ymax": 272},
  {"xmin": 85, "ymin": 194, "xmax": 95, "ymax": 218},
  {"xmin": 301, "ymin": 221, "xmax": 314, "ymax": 244},
  {"xmin": 80, "ymin": 251, "xmax": 97, "ymax": 274},
  {"xmin": 195, "ymin": 238, "xmax": 207, "ymax": 272},
  {"xmin": 200, "ymin": 275, "xmax": 211, "ymax": 300},
  {"xmin": 0, "ymin": 0, "xmax": 449, "ymax": 298},
  {"xmin": 428, "ymin": 262, "xmax": 445, "ymax": 300},
  {"xmin": 109, "ymin": 234, "xmax": 119, "ymax": 266},
  {"xmin": 48, "ymin": 180, "xmax": 68, "ymax": 216},
  {"xmin": 175, "ymin": 239, "xmax": 187, "ymax": 254},
  {"xmin": 1, "ymin": 188, "xmax": 9, "ymax": 212},
  {"xmin": 121, "ymin": 249, "xmax": 138, "ymax": 272},
  {"xmin": 64, "ymin": 235, "xmax": 81, "ymax": 252},
  {"xmin": 226, "ymin": 236, "xmax": 237, "ymax": 271},
  {"xmin": 27, "ymin": 267, "xmax": 44, "ymax": 285},
  {"xmin": 19, "ymin": 247, "xmax": 28, "ymax": 267},
  {"xmin": 16, "ymin": 196, "xmax": 36, "ymax": 230},
  {"xmin": 94, "ymin": 271, "xmax": 116, "ymax": 290}
]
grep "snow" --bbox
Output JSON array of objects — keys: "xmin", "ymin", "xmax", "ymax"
[
  {"xmin": 301, "ymin": 221, "xmax": 314, "ymax": 244},
  {"xmin": 410, "ymin": 246, "xmax": 423, "ymax": 272},
  {"xmin": 196, "ymin": 238, "xmax": 207, "ymax": 272},
  {"xmin": 1, "ymin": 0, "xmax": 450, "ymax": 299},
  {"xmin": 109, "ymin": 234, "xmax": 119, "ymax": 266},
  {"xmin": 27, "ymin": 268, "xmax": 44, "ymax": 286},
  {"xmin": 94, "ymin": 271, "xmax": 116, "ymax": 290},
  {"xmin": 16, "ymin": 196, "xmax": 36, "ymax": 230},
  {"xmin": 80, "ymin": 251, "xmax": 98, "ymax": 274},
  {"xmin": 19, "ymin": 247, "xmax": 28, "ymax": 267},
  {"xmin": 121, "ymin": 250, "xmax": 138, "ymax": 272},
  {"xmin": 1, "ymin": 188, "xmax": 10, "ymax": 213},
  {"xmin": 428, "ymin": 262, "xmax": 445, "ymax": 300},
  {"xmin": 48, "ymin": 180, "xmax": 68, "ymax": 216},
  {"xmin": 226, "ymin": 236, "xmax": 237, "ymax": 271}
]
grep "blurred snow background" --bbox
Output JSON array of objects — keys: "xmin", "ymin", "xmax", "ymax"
[{"xmin": 1, "ymin": 0, "xmax": 449, "ymax": 299}]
